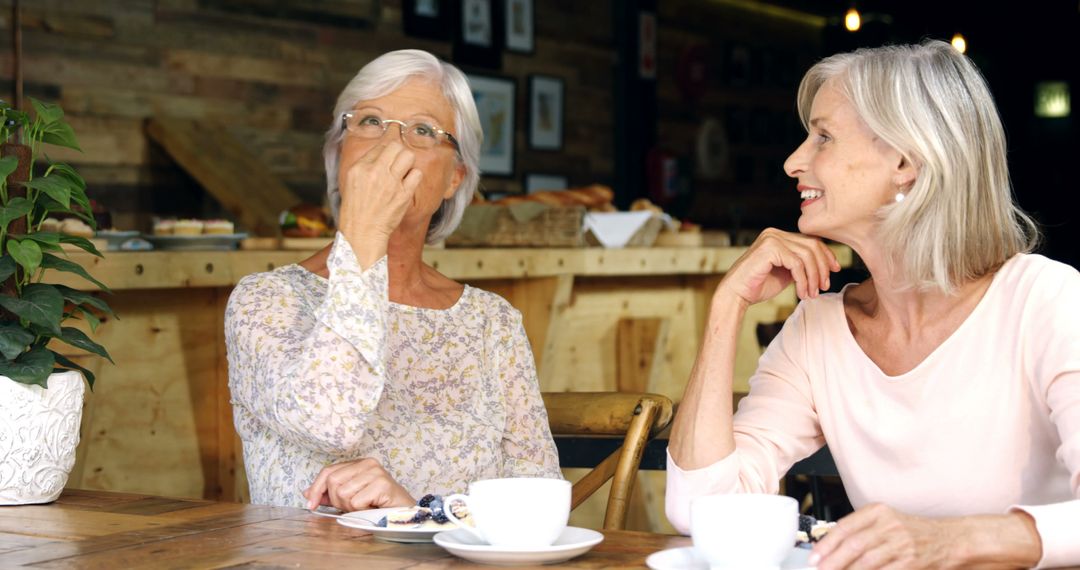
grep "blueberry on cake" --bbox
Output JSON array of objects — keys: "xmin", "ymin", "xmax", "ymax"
[
  {"xmin": 796, "ymin": 514, "xmax": 836, "ymax": 547},
  {"xmin": 375, "ymin": 494, "xmax": 471, "ymax": 529}
]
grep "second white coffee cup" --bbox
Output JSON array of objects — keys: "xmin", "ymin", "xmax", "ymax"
[
  {"xmin": 690, "ymin": 493, "xmax": 798, "ymax": 569},
  {"xmin": 444, "ymin": 477, "xmax": 571, "ymax": 548}
]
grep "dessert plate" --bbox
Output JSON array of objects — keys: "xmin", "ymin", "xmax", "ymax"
[
  {"xmin": 434, "ymin": 526, "xmax": 603, "ymax": 566},
  {"xmin": 334, "ymin": 507, "xmax": 455, "ymax": 543},
  {"xmin": 646, "ymin": 545, "xmax": 813, "ymax": 570}
]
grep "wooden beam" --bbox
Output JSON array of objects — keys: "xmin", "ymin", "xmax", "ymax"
[{"xmin": 146, "ymin": 118, "xmax": 300, "ymax": 237}]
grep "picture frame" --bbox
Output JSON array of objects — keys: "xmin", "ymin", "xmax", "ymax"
[
  {"xmin": 467, "ymin": 74, "xmax": 516, "ymax": 176},
  {"xmin": 527, "ymin": 75, "xmax": 564, "ymax": 151},
  {"xmin": 402, "ymin": 0, "xmax": 452, "ymax": 40},
  {"xmin": 524, "ymin": 173, "xmax": 568, "ymax": 194},
  {"xmin": 505, "ymin": 0, "xmax": 534, "ymax": 53},
  {"xmin": 453, "ymin": 0, "xmax": 504, "ymax": 69}
]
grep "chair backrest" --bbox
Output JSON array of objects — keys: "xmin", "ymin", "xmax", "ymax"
[{"xmin": 541, "ymin": 391, "xmax": 673, "ymax": 530}]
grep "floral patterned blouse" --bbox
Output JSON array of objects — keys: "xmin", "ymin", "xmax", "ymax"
[{"xmin": 225, "ymin": 234, "xmax": 561, "ymax": 508}]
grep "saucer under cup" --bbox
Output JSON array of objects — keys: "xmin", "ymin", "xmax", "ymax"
[
  {"xmin": 691, "ymin": 494, "xmax": 798, "ymax": 570},
  {"xmin": 444, "ymin": 477, "xmax": 570, "ymax": 548}
]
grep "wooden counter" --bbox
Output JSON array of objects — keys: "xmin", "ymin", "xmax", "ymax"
[{"xmin": 56, "ymin": 245, "xmax": 851, "ymax": 534}]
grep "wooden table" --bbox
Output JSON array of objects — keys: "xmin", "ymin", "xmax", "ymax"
[{"xmin": 0, "ymin": 489, "xmax": 689, "ymax": 569}]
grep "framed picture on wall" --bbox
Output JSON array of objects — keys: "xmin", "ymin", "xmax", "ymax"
[
  {"xmin": 505, "ymin": 0, "xmax": 534, "ymax": 53},
  {"xmin": 525, "ymin": 173, "xmax": 568, "ymax": 194},
  {"xmin": 467, "ymin": 74, "xmax": 516, "ymax": 176},
  {"xmin": 528, "ymin": 75, "xmax": 564, "ymax": 150},
  {"xmin": 402, "ymin": 0, "xmax": 452, "ymax": 40},
  {"xmin": 454, "ymin": 0, "xmax": 504, "ymax": 69}
]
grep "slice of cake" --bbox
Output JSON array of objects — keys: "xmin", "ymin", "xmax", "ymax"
[
  {"xmin": 173, "ymin": 219, "xmax": 204, "ymax": 236},
  {"xmin": 153, "ymin": 219, "xmax": 176, "ymax": 235},
  {"xmin": 202, "ymin": 219, "xmax": 235, "ymax": 235},
  {"xmin": 375, "ymin": 494, "xmax": 471, "ymax": 529}
]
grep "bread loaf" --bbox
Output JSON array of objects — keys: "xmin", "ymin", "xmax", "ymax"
[{"xmin": 491, "ymin": 184, "xmax": 614, "ymax": 209}]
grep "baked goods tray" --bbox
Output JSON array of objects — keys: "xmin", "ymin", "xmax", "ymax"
[{"xmin": 143, "ymin": 233, "xmax": 248, "ymax": 251}]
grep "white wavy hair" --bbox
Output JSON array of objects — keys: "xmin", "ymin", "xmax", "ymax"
[
  {"xmin": 323, "ymin": 49, "xmax": 482, "ymax": 244},
  {"xmin": 797, "ymin": 40, "xmax": 1039, "ymax": 293}
]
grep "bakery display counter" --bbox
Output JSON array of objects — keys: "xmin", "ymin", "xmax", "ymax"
[{"xmin": 58, "ymin": 244, "xmax": 851, "ymax": 533}]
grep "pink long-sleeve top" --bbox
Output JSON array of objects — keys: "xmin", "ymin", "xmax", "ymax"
[{"xmin": 666, "ymin": 254, "xmax": 1080, "ymax": 568}]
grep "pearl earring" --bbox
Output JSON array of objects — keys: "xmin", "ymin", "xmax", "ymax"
[{"xmin": 894, "ymin": 192, "xmax": 906, "ymax": 203}]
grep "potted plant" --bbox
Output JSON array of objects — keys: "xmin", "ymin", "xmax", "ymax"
[{"xmin": 0, "ymin": 98, "xmax": 114, "ymax": 505}]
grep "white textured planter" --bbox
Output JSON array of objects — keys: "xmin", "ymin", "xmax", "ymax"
[{"xmin": 0, "ymin": 370, "xmax": 85, "ymax": 505}]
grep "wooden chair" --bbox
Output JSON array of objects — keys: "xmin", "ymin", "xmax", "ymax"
[{"xmin": 542, "ymin": 391, "xmax": 674, "ymax": 530}]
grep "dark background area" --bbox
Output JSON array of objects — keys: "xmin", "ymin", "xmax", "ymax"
[
  {"xmin": 758, "ymin": 1, "xmax": 1079, "ymax": 268},
  {"xmin": 1, "ymin": 0, "xmax": 1074, "ymax": 268}
]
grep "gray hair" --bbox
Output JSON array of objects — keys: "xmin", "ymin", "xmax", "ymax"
[
  {"xmin": 323, "ymin": 49, "xmax": 482, "ymax": 244},
  {"xmin": 797, "ymin": 40, "xmax": 1038, "ymax": 293}
]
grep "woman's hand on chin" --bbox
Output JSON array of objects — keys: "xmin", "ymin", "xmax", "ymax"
[
  {"xmin": 716, "ymin": 228, "xmax": 840, "ymax": 306},
  {"xmin": 303, "ymin": 458, "xmax": 415, "ymax": 512}
]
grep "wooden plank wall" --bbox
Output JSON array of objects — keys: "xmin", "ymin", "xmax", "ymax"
[{"xmin": 0, "ymin": 0, "xmax": 615, "ymax": 231}]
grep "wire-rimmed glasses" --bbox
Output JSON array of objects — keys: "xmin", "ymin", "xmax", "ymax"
[{"xmin": 341, "ymin": 112, "xmax": 460, "ymax": 155}]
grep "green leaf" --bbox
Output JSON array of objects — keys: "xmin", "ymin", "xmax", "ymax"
[
  {"xmin": 48, "ymin": 163, "xmax": 86, "ymax": 190},
  {"xmin": 3, "ymin": 109, "xmax": 30, "ymax": 129},
  {"xmin": 17, "ymin": 232, "xmax": 62, "ymax": 253},
  {"xmin": 74, "ymin": 306, "xmax": 102, "ymax": 333},
  {"xmin": 0, "ymin": 155, "xmax": 18, "ymax": 182},
  {"xmin": 52, "ymin": 350, "xmax": 94, "ymax": 390},
  {"xmin": 41, "ymin": 253, "xmax": 111, "ymax": 293},
  {"xmin": 0, "ymin": 283, "xmax": 64, "ymax": 335},
  {"xmin": 0, "ymin": 196, "xmax": 33, "ymax": 227},
  {"xmin": 0, "ymin": 322, "xmax": 34, "ymax": 360},
  {"xmin": 0, "ymin": 346, "xmax": 55, "ymax": 387},
  {"xmin": 24, "ymin": 175, "xmax": 73, "ymax": 209},
  {"xmin": 0, "ymin": 255, "xmax": 14, "ymax": 282},
  {"xmin": 6, "ymin": 238, "xmax": 42, "ymax": 276},
  {"xmin": 41, "ymin": 122, "xmax": 81, "ymax": 152},
  {"xmin": 58, "ymin": 234, "xmax": 103, "ymax": 257},
  {"xmin": 57, "ymin": 326, "xmax": 113, "ymax": 364},
  {"xmin": 54, "ymin": 284, "xmax": 115, "ymax": 317},
  {"xmin": 33, "ymin": 194, "xmax": 90, "ymax": 224},
  {"xmin": 31, "ymin": 98, "xmax": 63, "ymax": 125},
  {"xmin": 19, "ymin": 231, "xmax": 60, "ymax": 245}
]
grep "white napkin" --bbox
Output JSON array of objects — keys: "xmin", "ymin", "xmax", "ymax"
[{"xmin": 583, "ymin": 212, "xmax": 674, "ymax": 248}]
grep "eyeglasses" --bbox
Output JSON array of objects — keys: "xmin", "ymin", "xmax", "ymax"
[{"xmin": 341, "ymin": 112, "xmax": 460, "ymax": 155}]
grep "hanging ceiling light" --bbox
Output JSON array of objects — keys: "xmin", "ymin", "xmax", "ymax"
[
  {"xmin": 845, "ymin": 7, "xmax": 861, "ymax": 31},
  {"xmin": 951, "ymin": 33, "xmax": 967, "ymax": 54}
]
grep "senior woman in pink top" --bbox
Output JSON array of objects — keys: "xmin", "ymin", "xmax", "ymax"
[{"xmin": 667, "ymin": 41, "xmax": 1079, "ymax": 569}]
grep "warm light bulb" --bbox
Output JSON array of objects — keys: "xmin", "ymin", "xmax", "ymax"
[
  {"xmin": 951, "ymin": 33, "xmax": 967, "ymax": 54},
  {"xmin": 845, "ymin": 8, "xmax": 861, "ymax": 32}
]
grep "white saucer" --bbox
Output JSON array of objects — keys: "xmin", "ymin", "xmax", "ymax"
[
  {"xmin": 433, "ymin": 526, "xmax": 604, "ymax": 566},
  {"xmin": 335, "ymin": 507, "xmax": 458, "ymax": 543},
  {"xmin": 646, "ymin": 546, "xmax": 813, "ymax": 570}
]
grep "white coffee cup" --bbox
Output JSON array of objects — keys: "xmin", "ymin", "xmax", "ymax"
[
  {"xmin": 444, "ymin": 477, "xmax": 571, "ymax": 548},
  {"xmin": 690, "ymin": 493, "xmax": 798, "ymax": 570}
]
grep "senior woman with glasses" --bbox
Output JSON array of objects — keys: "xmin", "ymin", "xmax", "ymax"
[
  {"xmin": 666, "ymin": 41, "xmax": 1079, "ymax": 569},
  {"xmin": 225, "ymin": 49, "xmax": 560, "ymax": 512}
]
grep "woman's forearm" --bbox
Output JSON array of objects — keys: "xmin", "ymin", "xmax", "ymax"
[
  {"xmin": 667, "ymin": 292, "xmax": 748, "ymax": 469},
  {"xmin": 951, "ymin": 512, "xmax": 1043, "ymax": 569}
]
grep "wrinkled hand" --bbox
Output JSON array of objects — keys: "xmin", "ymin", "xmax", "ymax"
[
  {"xmin": 810, "ymin": 504, "xmax": 955, "ymax": 570},
  {"xmin": 338, "ymin": 141, "xmax": 423, "ymax": 244},
  {"xmin": 303, "ymin": 458, "xmax": 414, "ymax": 513},
  {"xmin": 715, "ymin": 228, "xmax": 840, "ymax": 307}
]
